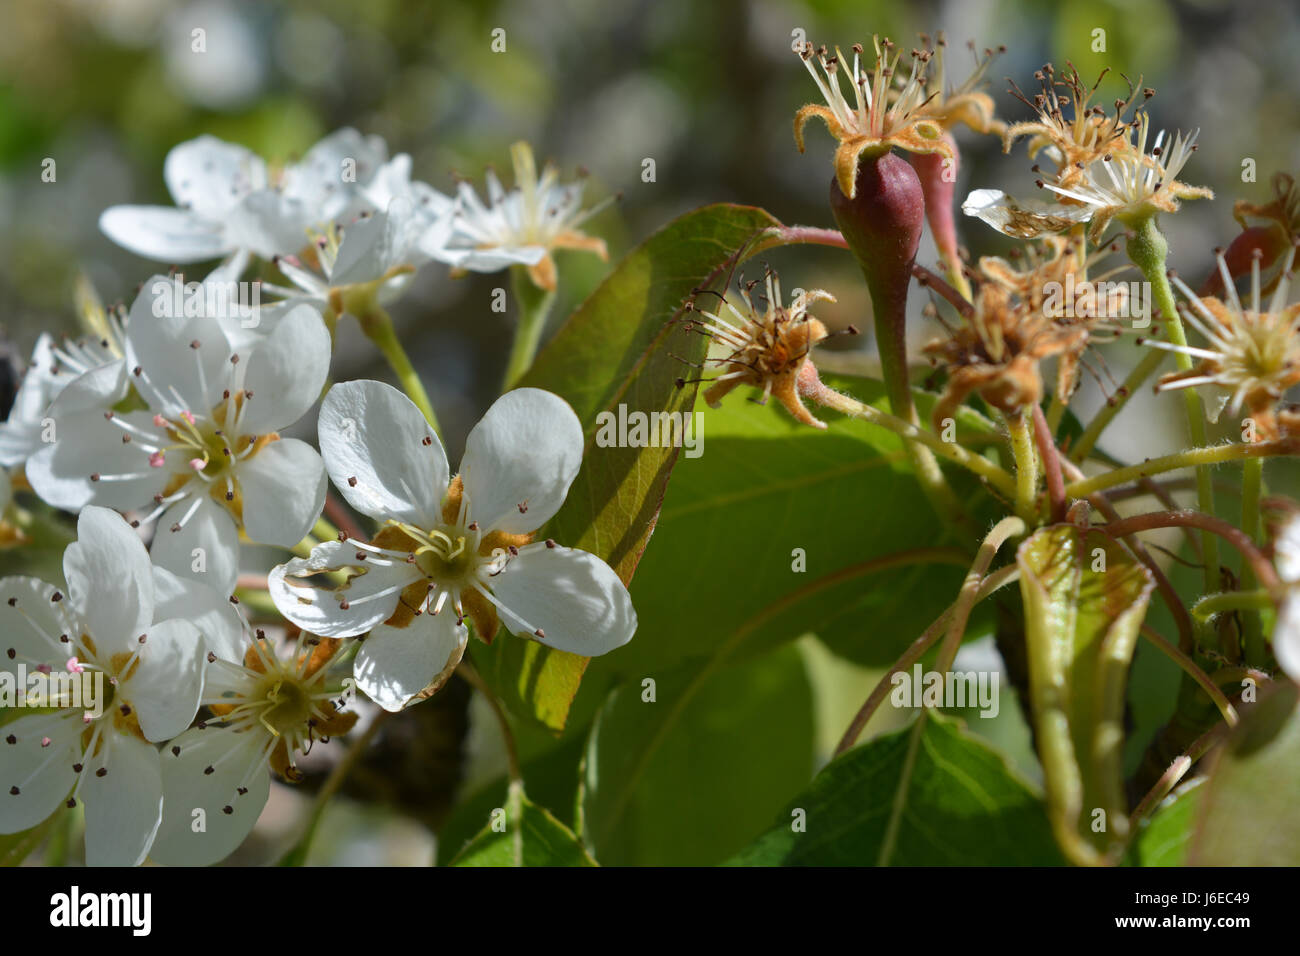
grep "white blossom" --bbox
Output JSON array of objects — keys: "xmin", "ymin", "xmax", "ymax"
[{"xmin": 269, "ymin": 380, "xmax": 636, "ymax": 711}]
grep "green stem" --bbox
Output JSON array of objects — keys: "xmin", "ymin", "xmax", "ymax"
[
  {"xmin": 1127, "ymin": 216, "xmax": 1218, "ymax": 592},
  {"xmin": 936, "ymin": 517, "xmax": 1025, "ymax": 674},
  {"xmin": 1064, "ymin": 438, "xmax": 1291, "ymax": 500},
  {"xmin": 834, "ymin": 563, "xmax": 1021, "ymax": 756},
  {"xmin": 808, "ymin": 385, "xmax": 1018, "ymax": 498},
  {"xmin": 502, "ymin": 266, "xmax": 556, "ymax": 391},
  {"xmin": 1070, "ymin": 348, "xmax": 1166, "ymax": 463},
  {"xmin": 1139, "ymin": 625, "xmax": 1238, "ymax": 727},
  {"xmin": 1045, "ymin": 392, "xmax": 1066, "ymax": 435},
  {"xmin": 312, "ymin": 516, "xmax": 341, "ymax": 543},
  {"xmin": 1005, "ymin": 410, "xmax": 1038, "ymax": 523},
  {"xmin": 1190, "ymin": 588, "xmax": 1273, "ymax": 621},
  {"xmin": 360, "ymin": 305, "xmax": 442, "ymax": 436},
  {"xmin": 1127, "ymin": 725, "xmax": 1226, "ymax": 833}
]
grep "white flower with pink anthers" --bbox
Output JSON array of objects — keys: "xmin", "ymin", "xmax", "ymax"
[{"xmin": 26, "ymin": 279, "xmax": 330, "ymax": 596}]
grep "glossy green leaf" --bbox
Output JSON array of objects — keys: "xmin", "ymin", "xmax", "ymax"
[
  {"xmin": 595, "ymin": 375, "xmax": 999, "ymax": 680},
  {"xmin": 473, "ymin": 203, "xmax": 784, "ymax": 732},
  {"xmin": 1189, "ymin": 681, "xmax": 1300, "ymax": 865},
  {"xmin": 726, "ymin": 711, "xmax": 1064, "ymax": 865},
  {"xmin": 449, "ymin": 785, "xmax": 597, "ymax": 867},
  {"xmin": 582, "ymin": 644, "xmax": 815, "ymax": 866},
  {"xmin": 1017, "ymin": 524, "xmax": 1154, "ymax": 866}
]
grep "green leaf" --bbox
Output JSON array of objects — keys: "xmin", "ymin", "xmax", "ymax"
[
  {"xmin": 1129, "ymin": 779, "xmax": 1203, "ymax": 866},
  {"xmin": 435, "ymin": 732, "xmax": 586, "ymax": 866},
  {"xmin": 1017, "ymin": 525, "xmax": 1155, "ymax": 865},
  {"xmin": 474, "ymin": 203, "xmax": 785, "ymax": 732},
  {"xmin": 726, "ymin": 711, "xmax": 1064, "ymax": 866},
  {"xmin": 599, "ymin": 375, "xmax": 997, "ymax": 679},
  {"xmin": 449, "ymin": 785, "xmax": 597, "ymax": 867},
  {"xmin": 582, "ymin": 644, "xmax": 816, "ymax": 866},
  {"xmin": 1188, "ymin": 681, "xmax": 1300, "ymax": 865}
]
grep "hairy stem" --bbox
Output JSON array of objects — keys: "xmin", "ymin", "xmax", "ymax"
[
  {"xmin": 1127, "ymin": 725, "xmax": 1226, "ymax": 834},
  {"xmin": 807, "ymin": 382, "xmax": 1018, "ymax": 498},
  {"xmin": 1100, "ymin": 509, "xmax": 1282, "ymax": 596},
  {"xmin": 1064, "ymin": 439, "xmax": 1292, "ymax": 500},
  {"xmin": 1190, "ymin": 588, "xmax": 1273, "ymax": 621},
  {"xmin": 1005, "ymin": 410, "xmax": 1038, "ymax": 523},
  {"xmin": 1033, "ymin": 404, "xmax": 1067, "ymax": 523},
  {"xmin": 1127, "ymin": 215, "xmax": 1218, "ymax": 592},
  {"xmin": 834, "ymin": 564, "xmax": 1021, "ymax": 756},
  {"xmin": 936, "ymin": 517, "xmax": 1025, "ymax": 674}
]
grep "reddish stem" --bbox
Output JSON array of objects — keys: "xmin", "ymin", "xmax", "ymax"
[
  {"xmin": 1100, "ymin": 510, "xmax": 1282, "ymax": 595},
  {"xmin": 1032, "ymin": 404, "xmax": 1066, "ymax": 523},
  {"xmin": 909, "ymin": 133, "xmax": 963, "ymax": 283}
]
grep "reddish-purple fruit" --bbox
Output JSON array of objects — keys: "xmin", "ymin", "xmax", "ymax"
[{"xmin": 829, "ymin": 149, "xmax": 925, "ymax": 424}]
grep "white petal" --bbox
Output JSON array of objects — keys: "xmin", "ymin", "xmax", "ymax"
[
  {"xmin": 0, "ymin": 712, "xmax": 81, "ymax": 834},
  {"xmin": 461, "ymin": 388, "xmax": 583, "ymax": 534},
  {"xmin": 150, "ymin": 497, "xmax": 241, "ymax": 598},
  {"xmin": 285, "ymin": 127, "xmax": 388, "ymax": 218},
  {"xmin": 0, "ymin": 575, "xmax": 81, "ymax": 667},
  {"xmin": 268, "ymin": 539, "xmax": 422, "ymax": 638},
  {"xmin": 354, "ymin": 610, "xmax": 467, "ymax": 711},
  {"xmin": 235, "ymin": 304, "xmax": 331, "ymax": 434},
  {"xmin": 99, "ymin": 206, "xmax": 230, "ymax": 263},
  {"xmin": 331, "ymin": 203, "xmax": 414, "ymax": 285},
  {"xmin": 164, "ymin": 135, "xmax": 267, "ymax": 219},
  {"xmin": 150, "ymin": 726, "xmax": 271, "ymax": 866},
  {"xmin": 65, "ymin": 506, "xmax": 153, "ymax": 656},
  {"xmin": 82, "ymin": 732, "xmax": 163, "ymax": 867},
  {"xmin": 0, "ymin": 417, "xmax": 43, "ymax": 469},
  {"xmin": 961, "ymin": 188, "xmax": 1093, "ymax": 238},
  {"xmin": 238, "ymin": 438, "xmax": 326, "ymax": 548},
  {"xmin": 318, "ymin": 380, "xmax": 447, "ymax": 526},
  {"xmin": 126, "ymin": 277, "xmax": 235, "ymax": 416},
  {"xmin": 489, "ymin": 543, "xmax": 636, "ymax": 656},
  {"xmin": 25, "ymin": 407, "xmax": 171, "ymax": 512},
  {"xmin": 43, "ymin": 358, "xmax": 130, "ymax": 414},
  {"xmin": 430, "ymin": 241, "xmax": 547, "ymax": 271},
  {"xmin": 1274, "ymin": 596, "xmax": 1300, "ymax": 680},
  {"xmin": 225, "ymin": 191, "xmax": 313, "ymax": 259},
  {"xmin": 1277, "ymin": 515, "xmax": 1300, "ymax": 584},
  {"xmin": 152, "ymin": 566, "xmax": 246, "ymax": 663},
  {"xmin": 122, "ymin": 619, "xmax": 205, "ymax": 742}
]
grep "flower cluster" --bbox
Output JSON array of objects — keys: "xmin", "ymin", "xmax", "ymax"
[
  {"xmin": 963, "ymin": 63, "xmax": 1212, "ymax": 242},
  {"xmin": 0, "ymin": 129, "xmax": 632, "ymax": 865}
]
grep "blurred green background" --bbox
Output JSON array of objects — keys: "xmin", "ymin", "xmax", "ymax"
[{"xmin": 2, "ymin": 0, "xmax": 1298, "ymax": 865}]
